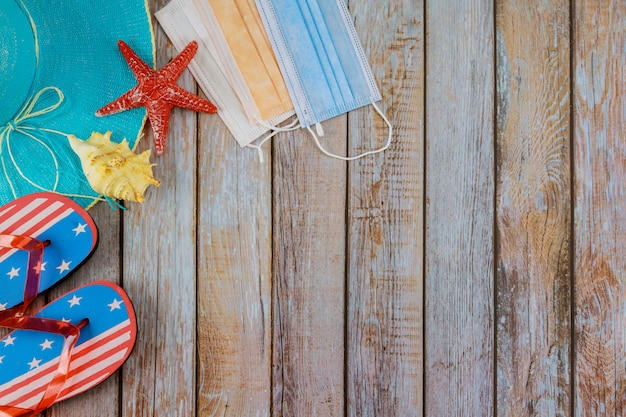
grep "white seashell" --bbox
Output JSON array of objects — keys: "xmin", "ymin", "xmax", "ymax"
[{"xmin": 68, "ymin": 131, "xmax": 159, "ymax": 202}]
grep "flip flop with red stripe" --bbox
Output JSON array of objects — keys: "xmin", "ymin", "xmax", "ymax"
[
  {"xmin": 0, "ymin": 192, "xmax": 98, "ymax": 313},
  {"xmin": 0, "ymin": 281, "xmax": 136, "ymax": 416}
]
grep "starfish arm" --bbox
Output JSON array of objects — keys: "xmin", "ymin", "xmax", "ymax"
[
  {"xmin": 160, "ymin": 41, "xmax": 199, "ymax": 81},
  {"xmin": 96, "ymin": 87, "xmax": 143, "ymax": 116},
  {"xmin": 118, "ymin": 40, "xmax": 154, "ymax": 80},
  {"xmin": 166, "ymin": 84, "xmax": 217, "ymax": 114},
  {"xmin": 147, "ymin": 104, "xmax": 172, "ymax": 155}
]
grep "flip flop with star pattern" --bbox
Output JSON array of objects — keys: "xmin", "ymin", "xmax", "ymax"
[
  {"xmin": 0, "ymin": 192, "xmax": 98, "ymax": 313},
  {"xmin": 0, "ymin": 281, "xmax": 137, "ymax": 416}
]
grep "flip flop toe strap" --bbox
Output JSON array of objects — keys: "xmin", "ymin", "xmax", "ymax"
[{"xmin": 0, "ymin": 316, "xmax": 87, "ymax": 416}]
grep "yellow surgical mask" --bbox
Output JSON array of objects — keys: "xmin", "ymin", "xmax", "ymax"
[{"xmin": 195, "ymin": 0, "xmax": 293, "ymax": 122}]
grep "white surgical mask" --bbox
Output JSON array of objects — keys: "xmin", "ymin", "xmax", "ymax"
[{"xmin": 156, "ymin": 0, "xmax": 295, "ymax": 147}]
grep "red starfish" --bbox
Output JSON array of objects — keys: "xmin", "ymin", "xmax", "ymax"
[{"xmin": 96, "ymin": 40, "xmax": 217, "ymax": 155}]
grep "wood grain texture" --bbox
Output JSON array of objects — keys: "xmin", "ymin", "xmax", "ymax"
[
  {"xmin": 347, "ymin": 0, "xmax": 424, "ymax": 416},
  {"xmin": 272, "ymin": 119, "xmax": 347, "ymax": 417},
  {"xmin": 424, "ymin": 0, "xmax": 495, "ymax": 415},
  {"xmin": 196, "ymin": 104, "xmax": 272, "ymax": 416},
  {"xmin": 495, "ymin": 1, "xmax": 571, "ymax": 415},
  {"xmin": 48, "ymin": 203, "xmax": 122, "ymax": 417},
  {"xmin": 121, "ymin": 3, "xmax": 197, "ymax": 414},
  {"xmin": 15, "ymin": 3, "xmax": 626, "ymax": 416},
  {"xmin": 573, "ymin": 2, "xmax": 626, "ymax": 416}
]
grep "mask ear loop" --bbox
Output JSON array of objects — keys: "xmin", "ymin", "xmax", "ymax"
[
  {"xmin": 247, "ymin": 118, "xmax": 301, "ymax": 163},
  {"xmin": 307, "ymin": 101, "xmax": 393, "ymax": 161}
]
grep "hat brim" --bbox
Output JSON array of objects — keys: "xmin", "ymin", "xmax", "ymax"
[{"xmin": 0, "ymin": 0, "xmax": 155, "ymax": 209}]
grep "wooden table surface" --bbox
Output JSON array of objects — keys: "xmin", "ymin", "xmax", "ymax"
[{"xmin": 46, "ymin": 0, "xmax": 625, "ymax": 416}]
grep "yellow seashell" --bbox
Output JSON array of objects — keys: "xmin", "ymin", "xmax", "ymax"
[{"xmin": 68, "ymin": 131, "xmax": 160, "ymax": 202}]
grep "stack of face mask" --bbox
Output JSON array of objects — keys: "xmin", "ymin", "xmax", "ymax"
[{"xmin": 156, "ymin": 0, "xmax": 392, "ymax": 160}]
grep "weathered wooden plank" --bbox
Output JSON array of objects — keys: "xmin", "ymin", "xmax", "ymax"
[
  {"xmin": 196, "ymin": 103, "xmax": 272, "ymax": 415},
  {"xmin": 48, "ymin": 203, "xmax": 122, "ymax": 417},
  {"xmin": 121, "ymin": 2, "xmax": 197, "ymax": 414},
  {"xmin": 346, "ymin": 0, "xmax": 424, "ymax": 416},
  {"xmin": 272, "ymin": 120, "xmax": 347, "ymax": 417},
  {"xmin": 424, "ymin": 0, "xmax": 495, "ymax": 415},
  {"xmin": 495, "ymin": 1, "xmax": 572, "ymax": 415},
  {"xmin": 573, "ymin": 2, "xmax": 626, "ymax": 416}
]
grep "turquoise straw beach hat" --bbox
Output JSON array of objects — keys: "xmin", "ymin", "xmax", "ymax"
[{"xmin": 0, "ymin": 0, "xmax": 154, "ymax": 208}]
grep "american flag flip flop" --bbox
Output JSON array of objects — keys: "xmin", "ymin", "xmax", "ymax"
[
  {"xmin": 0, "ymin": 192, "xmax": 98, "ymax": 312},
  {"xmin": 0, "ymin": 281, "xmax": 137, "ymax": 415}
]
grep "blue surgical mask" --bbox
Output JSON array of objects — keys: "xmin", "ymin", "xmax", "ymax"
[{"xmin": 255, "ymin": 0, "xmax": 392, "ymax": 160}]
